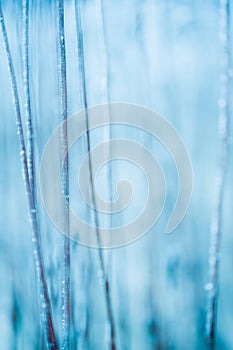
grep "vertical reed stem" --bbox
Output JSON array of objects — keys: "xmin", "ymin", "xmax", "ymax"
[
  {"xmin": 0, "ymin": 2, "xmax": 58, "ymax": 348},
  {"xmin": 206, "ymin": 1, "xmax": 230, "ymax": 348},
  {"xmin": 56, "ymin": 1, "xmax": 70, "ymax": 349},
  {"xmin": 75, "ymin": 1, "xmax": 116, "ymax": 349}
]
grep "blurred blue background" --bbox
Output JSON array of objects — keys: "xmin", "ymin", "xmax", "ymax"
[{"xmin": 0, "ymin": 0, "xmax": 233, "ymax": 349}]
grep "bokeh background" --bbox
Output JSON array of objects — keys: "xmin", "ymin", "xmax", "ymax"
[{"xmin": 0, "ymin": 0, "xmax": 233, "ymax": 349}]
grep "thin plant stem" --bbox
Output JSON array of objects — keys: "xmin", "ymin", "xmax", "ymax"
[
  {"xmin": 22, "ymin": 0, "xmax": 35, "ymax": 192},
  {"xmin": 205, "ymin": 0, "xmax": 230, "ymax": 348},
  {"xmin": 74, "ymin": 1, "xmax": 116, "ymax": 349},
  {"xmin": 56, "ymin": 1, "xmax": 70, "ymax": 349},
  {"xmin": 0, "ymin": 2, "xmax": 58, "ymax": 349}
]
